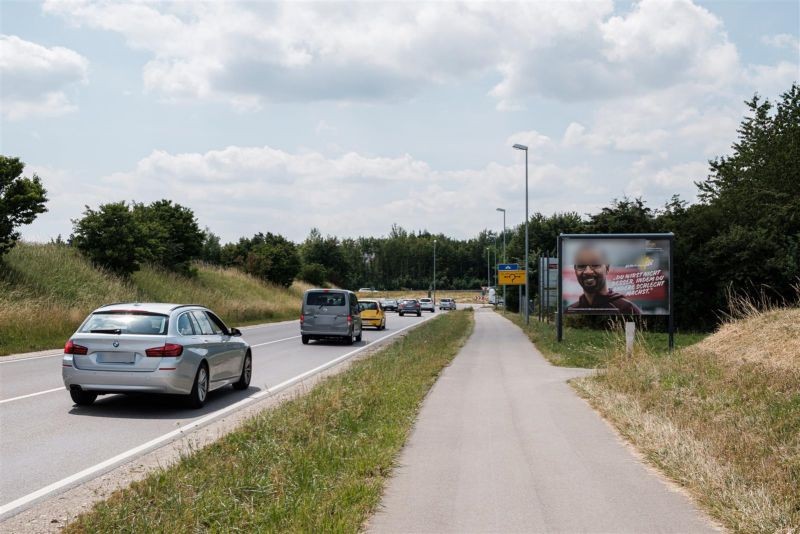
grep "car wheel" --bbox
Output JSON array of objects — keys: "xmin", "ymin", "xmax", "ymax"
[
  {"xmin": 399, "ymin": 312, "xmax": 404, "ymax": 317},
  {"xmin": 345, "ymin": 330, "xmax": 354, "ymax": 345},
  {"xmin": 70, "ymin": 389, "xmax": 97, "ymax": 406},
  {"xmin": 301, "ymin": 335, "xmax": 309, "ymax": 345},
  {"xmin": 187, "ymin": 363, "xmax": 209, "ymax": 409},
  {"xmin": 356, "ymin": 331, "xmax": 362, "ymax": 342},
  {"xmin": 417, "ymin": 311, "xmax": 421, "ymax": 317},
  {"xmin": 232, "ymin": 352, "xmax": 252, "ymax": 390}
]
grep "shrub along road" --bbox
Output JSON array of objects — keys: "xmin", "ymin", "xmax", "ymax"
[{"xmin": 0, "ymin": 311, "xmax": 438, "ymax": 521}]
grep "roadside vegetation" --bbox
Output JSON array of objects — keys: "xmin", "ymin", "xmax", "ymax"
[
  {"xmin": 0, "ymin": 242, "xmax": 307, "ymax": 355},
  {"xmin": 64, "ymin": 310, "xmax": 474, "ymax": 533},
  {"xmin": 500, "ymin": 311, "xmax": 705, "ymax": 368},
  {"xmin": 571, "ymin": 301, "xmax": 800, "ymax": 533}
]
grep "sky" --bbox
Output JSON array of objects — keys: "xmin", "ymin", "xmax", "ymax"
[{"xmin": 1, "ymin": 0, "xmax": 798, "ymax": 244}]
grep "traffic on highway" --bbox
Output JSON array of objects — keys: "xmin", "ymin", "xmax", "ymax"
[{"xmin": 0, "ymin": 306, "xmax": 438, "ymax": 519}]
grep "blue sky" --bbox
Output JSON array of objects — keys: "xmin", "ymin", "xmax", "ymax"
[{"xmin": 1, "ymin": 0, "xmax": 797, "ymax": 243}]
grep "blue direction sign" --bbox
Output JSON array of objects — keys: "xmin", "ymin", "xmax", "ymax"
[{"xmin": 498, "ymin": 263, "xmax": 520, "ymax": 271}]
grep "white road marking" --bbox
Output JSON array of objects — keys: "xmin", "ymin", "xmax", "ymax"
[
  {"xmin": 250, "ymin": 335, "xmax": 301, "ymax": 347},
  {"xmin": 0, "ymin": 352, "xmax": 62, "ymax": 364},
  {"xmin": 0, "ymin": 387, "xmax": 64, "ymax": 405},
  {"xmin": 0, "ymin": 314, "xmax": 436, "ymax": 517}
]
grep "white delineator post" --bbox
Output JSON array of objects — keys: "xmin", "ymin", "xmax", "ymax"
[{"xmin": 625, "ymin": 321, "xmax": 636, "ymax": 357}]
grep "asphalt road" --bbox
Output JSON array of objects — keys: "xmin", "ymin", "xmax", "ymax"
[
  {"xmin": 369, "ymin": 308, "xmax": 717, "ymax": 533},
  {"xmin": 0, "ymin": 311, "xmax": 436, "ymax": 518}
]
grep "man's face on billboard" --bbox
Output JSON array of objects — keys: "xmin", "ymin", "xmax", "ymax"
[{"xmin": 573, "ymin": 248, "xmax": 608, "ymax": 294}]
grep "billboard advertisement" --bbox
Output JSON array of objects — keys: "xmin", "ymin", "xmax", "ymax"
[{"xmin": 560, "ymin": 236, "xmax": 671, "ymax": 315}]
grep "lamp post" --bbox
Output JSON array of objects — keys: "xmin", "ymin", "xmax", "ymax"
[
  {"xmin": 496, "ymin": 207, "xmax": 506, "ymax": 311},
  {"xmin": 513, "ymin": 143, "xmax": 529, "ymax": 324},
  {"xmin": 433, "ymin": 239, "xmax": 437, "ymax": 308},
  {"xmin": 486, "ymin": 247, "xmax": 490, "ymax": 300}
]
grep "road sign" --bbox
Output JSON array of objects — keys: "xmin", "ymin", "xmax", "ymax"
[
  {"xmin": 498, "ymin": 263, "xmax": 520, "ymax": 271},
  {"xmin": 498, "ymin": 269, "xmax": 526, "ymax": 285}
]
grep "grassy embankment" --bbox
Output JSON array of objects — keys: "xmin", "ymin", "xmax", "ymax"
[
  {"xmin": 0, "ymin": 243, "xmax": 309, "ymax": 355},
  {"xmin": 560, "ymin": 304, "xmax": 800, "ymax": 533},
  {"xmin": 65, "ymin": 309, "xmax": 474, "ymax": 533},
  {"xmin": 502, "ymin": 311, "xmax": 705, "ymax": 368}
]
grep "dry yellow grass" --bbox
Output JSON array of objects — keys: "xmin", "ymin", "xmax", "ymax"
[
  {"xmin": 697, "ymin": 307, "xmax": 800, "ymax": 371},
  {"xmin": 0, "ymin": 244, "xmax": 308, "ymax": 355},
  {"xmin": 573, "ymin": 304, "xmax": 800, "ymax": 533}
]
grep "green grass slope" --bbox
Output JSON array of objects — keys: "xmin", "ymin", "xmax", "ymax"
[{"xmin": 0, "ymin": 243, "xmax": 306, "ymax": 355}]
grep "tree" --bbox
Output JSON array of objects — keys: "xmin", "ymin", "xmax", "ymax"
[
  {"xmin": 71, "ymin": 202, "xmax": 142, "ymax": 276},
  {"xmin": 298, "ymin": 262, "xmax": 327, "ymax": 286},
  {"xmin": 132, "ymin": 200, "xmax": 204, "ymax": 276},
  {"xmin": 0, "ymin": 156, "xmax": 48, "ymax": 255},
  {"xmin": 223, "ymin": 232, "xmax": 301, "ymax": 287},
  {"xmin": 200, "ymin": 228, "xmax": 222, "ymax": 264}
]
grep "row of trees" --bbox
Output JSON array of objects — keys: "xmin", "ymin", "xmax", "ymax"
[{"xmin": 2, "ymin": 84, "xmax": 796, "ymax": 330}]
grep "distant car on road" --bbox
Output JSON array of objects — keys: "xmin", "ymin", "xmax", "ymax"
[
  {"xmin": 62, "ymin": 303, "xmax": 251, "ymax": 408},
  {"xmin": 399, "ymin": 299, "xmax": 421, "ymax": 317},
  {"xmin": 381, "ymin": 298, "xmax": 398, "ymax": 312},
  {"xmin": 301, "ymin": 289, "xmax": 363, "ymax": 345},
  {"xmin": 359, "ymin": 299, "xmax": 386, "ymax": 330},
  {"xmin": 358, "ymin": 287, "xmax": 377, "ymax": 293},
  {"xmin": 439, "ymin": 298, "xmax": 456, "ymax": 310},
  {"xmin": 419, "ymin": 298, "xmax": 435, "ymax": 313}
]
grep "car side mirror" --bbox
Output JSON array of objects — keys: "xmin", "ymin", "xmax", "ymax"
[{"xmin": 230, "ymin": 328, "xmax": 242, "ymax": 337}]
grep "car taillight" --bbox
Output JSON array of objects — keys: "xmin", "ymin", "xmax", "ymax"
[
  {"xmin": 300, "ymin": 313, "xmax": 305, "ymax": 324},
  {"xmin": 347, "ymin": 315, "xmax": 353, "ymax": 325},
  {"xmin": 145, "ymin": 344, "xmax": 183, "ymax": 357},
  {"xmin": 64, "ymin": 339, "xmax": 88, "ymax": 355}
]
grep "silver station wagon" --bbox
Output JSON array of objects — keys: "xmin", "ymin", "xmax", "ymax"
[{"xmin": 62, "ymin": 303, "xmax": 251, "ymax": 408}]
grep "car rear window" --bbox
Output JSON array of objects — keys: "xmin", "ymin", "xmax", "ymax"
[
  {"xmin": 306, "ymin": 291, "xmax": 346, "ymax": 307},
  {"xmin": 79, "ymin": 311, "xmax": 168, "ymax": 335},
  {"xmin": 359, "ymin": 301, "xmax": 378, "ymax": 311}
]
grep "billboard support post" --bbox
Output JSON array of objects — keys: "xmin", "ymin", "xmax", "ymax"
[
  {"xmin": 668, "ymin": 238, "xmax": 674, "ymax": 352},
  {"xmin": 557, "ymin": 236, "xmax": 563, "ymax": 342}
]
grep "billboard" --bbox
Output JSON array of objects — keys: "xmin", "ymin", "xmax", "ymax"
[{"xmin": 560, "ymin": 235, "xmax": 671, "ymax": 315}]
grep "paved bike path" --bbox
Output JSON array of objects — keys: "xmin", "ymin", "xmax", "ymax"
[{"xmin": 368, "ymin": 308, "xmax": 717, "ymax": 533}]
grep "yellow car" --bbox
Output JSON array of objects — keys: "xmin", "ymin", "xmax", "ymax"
[{"xmin": 358, "ymin": 299, "xmax": 386, "ymax": 330}]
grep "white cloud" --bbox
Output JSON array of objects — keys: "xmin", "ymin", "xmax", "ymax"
[
  {"xmin": 0, "ymin": 35, "xmax": 89, "ymax": 120},
  {"xmin": 762, "ymin": 33, "xmax": 800, "ymax": 52},
  {"xmin": 43, "ymin": 0, "xmax": 745, "ymax": 110},
  {"xmin": 22, "ymin": 145, "xmax": 600, "ymax": 243},
  {"xmin": 506, "ymin": 130, "xmax": 553, "ymax": 155}
]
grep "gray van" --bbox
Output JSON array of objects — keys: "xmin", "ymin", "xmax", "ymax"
[{"xmin": 300, "ymin": 289, "xmax": 363, "ymax": 345}]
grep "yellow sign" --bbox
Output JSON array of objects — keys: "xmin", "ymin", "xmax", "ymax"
[{"xmin": 498, "ymin": 270, "xmax": 526, "ymax": 285}]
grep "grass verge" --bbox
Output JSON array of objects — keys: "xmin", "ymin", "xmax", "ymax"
[
  {"xmin": 64, "ymin": 310, "xmax": 474, "ymax": 533},
  {"xmin": 572, "ymin": 306, "xmax": 800, "ymax": 533},
  {"xmin": 0, "ymin": 243, "xmax": 309, "ymax": 355},
  {"xmin": 499, "ymin": 311, "xmax": 705, "ymax": 368}
]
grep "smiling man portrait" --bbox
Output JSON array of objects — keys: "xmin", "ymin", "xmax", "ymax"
[{"xmin": 566, "ymin": 245, "xmax": 642, "ymax": 315}]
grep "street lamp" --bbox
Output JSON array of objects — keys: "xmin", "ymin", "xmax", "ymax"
[
  {"xmin": 433, "ymin": 239, "xmax": 437, "ymax": 307},
  {"xmin": 513, "ymin": 143, "xmax": 530, "ymax": 325},
  {"xmin": 496, "ymin": 207, "xmax": 506, "ymax": 311},
  {"xmin": 486, "ymin": 246, "xmax": 491, "ymax": 299}
]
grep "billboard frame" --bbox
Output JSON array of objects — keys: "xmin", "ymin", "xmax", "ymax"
[{"xmin": 556, "ymin": 233, "xmax": 674, "ymax": 351}]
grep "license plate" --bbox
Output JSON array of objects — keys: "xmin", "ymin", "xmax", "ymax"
[{"xmin": 98, "ymin": 352, "xmax": 136, "ymax": 364}]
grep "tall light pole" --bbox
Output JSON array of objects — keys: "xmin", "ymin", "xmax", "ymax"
[
  {"xmin": 486, "ymin": 247, "xmax": 490, "ymax": 299},
  {"xmin": 496, "ymin": 207, "xmax": 506, "ymax": 311},
  {"xmin": 513, "ymin": 143, "xmax": 530, "ymax": 324},
  {"xmin": 433, "ymin": 239, "xmax": 437, "ymax": 307}
]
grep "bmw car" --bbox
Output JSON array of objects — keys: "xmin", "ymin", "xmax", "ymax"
[{"xmin": 62, "ymin": 303, "xmax": 251, "ymax": 408}]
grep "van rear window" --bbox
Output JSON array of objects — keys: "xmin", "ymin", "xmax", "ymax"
[{"xmin": 306, "ymin": 292, "xmax": 346, "ymax": 306}]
